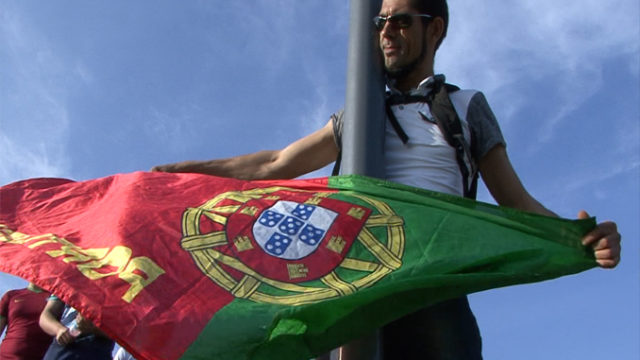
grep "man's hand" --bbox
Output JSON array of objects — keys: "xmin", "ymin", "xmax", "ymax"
[
  {"xmin": 150, "ymin": 161, "xmax": 193, "ymax": 173},
  {"xmin": 75, "ymin": 313, "xmax": 110, "ymax": 339},
  {"xmin": 55, "ymin": 327, "xmax": 74, "ymax": 346},
  {"xmin": 579, "ymin": 210, "xmax": 621, "ymax": 268},
  {"xmin": 75, "ymin": 313, "xmax": 95, "ymax": 334}
]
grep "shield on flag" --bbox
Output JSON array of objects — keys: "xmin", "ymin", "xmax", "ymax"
[
  {"xmin": 252, "ymin": 201, "xmax": 338, "ymax": 260},
  {"xmin": 181, "ymin": 186, "xmax": 405, "ymax": 305}
]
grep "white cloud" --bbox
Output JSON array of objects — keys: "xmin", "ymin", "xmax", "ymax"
[
  {"xmin": 217, "ymin": 1, "xmax": 297, "ymax": 80},
  {"xmin": 74, "ymin": 61, "xmax": 94, "ymax": 84},
  {"xmin": 0, "ymin": 6, "xmax": 73, "ymax": 184},
  {"xmin": 441, "ymin": 0, "xmax": 639, "ymax": 145},
  {"xmin": 143, "ymin": 104, "xmax": 201, "ymax": 155},
  {"xmin": 0, "ymin": 133, "xmax": 68, "ymax": 186},
  {"xmin": 540, "ymin": 158, "xmax": 640, "ymax": 216},
  {"xmin": 564, "ymin": 159, "xmax": 640, "ymax": 193},
  {"xmin": 240, "ymin": 0, "xmax": 349, "ymax": 139}
]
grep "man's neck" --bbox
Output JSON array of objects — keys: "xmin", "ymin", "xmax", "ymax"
[
  {"xmin": 390, "ymin": 70, "xmax": 435, "ymax": 93},
  {"xmin": 27, "ymin": 283, "xmax": 43, "ymax": 293},
  {"xmin": 390, "ymin": 64, "xmax": 434, "ymax": 92}
]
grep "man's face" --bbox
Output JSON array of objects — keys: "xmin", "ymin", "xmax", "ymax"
[{"xmin": 378, "ymin": 0, "xmax": 427, "ymax": 77}]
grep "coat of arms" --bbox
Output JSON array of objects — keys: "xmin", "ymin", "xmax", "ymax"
[{"xmin": 181, "ymin": 186, "xmax": 404, "ymax": 305}]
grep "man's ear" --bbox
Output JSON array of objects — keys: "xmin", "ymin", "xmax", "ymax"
[{"xmin": 427, "ymin": 17, "xmax": 445, "ymax": 48}]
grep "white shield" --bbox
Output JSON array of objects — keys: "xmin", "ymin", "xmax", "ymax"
[{"xmin": 252, "ymin": 201, "xmax": 337, "ymax": 260}]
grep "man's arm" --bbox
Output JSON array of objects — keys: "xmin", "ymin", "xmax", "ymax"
[
  {"xmin": 39, "ymin": 299, "xmax": 74, "ymax": 346},
  {"xmin": 152, "ymin": 119, "xmax": 339, "ymax": 180},
  {"xmin": 478, "ymin": 145, "xmax": 555, "ymax": 216},
  {"xmin": 479, "ymin": 145, "xmax": 621, "ymax": 268}
]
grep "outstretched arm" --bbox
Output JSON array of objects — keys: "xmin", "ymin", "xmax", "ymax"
[
  {"xmin": 152, "ymin": 119, "xmax": 339, "ymax": 180},
  {"xmin": 478, "ymin": 145, "xmax": 555, "ymax": 216},
  {"xmin": 479, "ymin": 145, "xmax": 621, "ymax": 268}
]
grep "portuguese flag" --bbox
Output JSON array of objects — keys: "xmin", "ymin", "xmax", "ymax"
[{"xmin": 0, "ymin": 172, "xmax": 596, "ymax": 360}]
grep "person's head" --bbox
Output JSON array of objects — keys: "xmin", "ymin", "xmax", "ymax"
[
  {"xmin": 409, "ymin": 0, "xmax": 448, "ymax": 50},
  {"xmin": 376, "ymin": 0, "xmax": 448, "ymax": 89}
]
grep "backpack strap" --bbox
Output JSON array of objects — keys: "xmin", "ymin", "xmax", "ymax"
[
  {"xmin": 331, "ymin": 111, "xmax": 344, "ymax": 176},
  {"xmin": 331, "ymin": 151, "xmax": 342, "ymax": 176},
  {"xmin": 426, "ymin": 81, "xmax": 478, "ymax": 199}
]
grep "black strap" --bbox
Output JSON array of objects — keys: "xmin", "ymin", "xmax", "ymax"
[
  {"xmin": 331, "ymin": 112, "xmax": 343, "ymax": 176},
  {"xmin": 426, "ymin": 83, "xmax": 477, "ymax": 199},
  {"xmin": 331, "ymin": 152, "xmax": 341, "ymax": 176},
  {"xmin": 385, "ymin": 101, "xmax": 409, "ymax": 144},
  {"xmin": 386, "ymin": 93, "xmax": 431, "ymax": 106},
  {"xmin": 386, "ymin": 79, "xmax": 478, "ymax": 199},
  {"xmin": 332, "ymin": 78, "xmax": 478, "ymax": 199}
]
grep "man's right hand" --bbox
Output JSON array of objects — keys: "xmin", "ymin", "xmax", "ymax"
[
  {"xmin": 55, "ymin": 327, "xmax": 74, "ymax": 346},
  {"xmin": 150, "ymin": 161, "xmax": 192, "ymax": 173}
]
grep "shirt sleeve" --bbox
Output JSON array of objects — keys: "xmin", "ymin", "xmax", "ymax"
[
  {"xmin": 331, "ymin": 109, "xmax": 344, "ymax": 149},
  {"xmin": 466, "ymin": 92, "xmax": 506, "ymax": 161}
]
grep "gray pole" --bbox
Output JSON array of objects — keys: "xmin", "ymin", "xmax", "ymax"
[
  {"xmin": 315, "ymin": 1, "xmax": 385, "ymax": 359},
  {"xmin": 339, "ymin": 0, "xmax": 385, "ymax": 178},
  {"xmin": 332, "ymin": 0, "xmax": 385, "ymax": 359}
]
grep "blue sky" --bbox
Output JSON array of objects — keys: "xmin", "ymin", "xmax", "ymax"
[{"xmin": 1, "ymin": 1, "xmax": 638, "ymax": 359}]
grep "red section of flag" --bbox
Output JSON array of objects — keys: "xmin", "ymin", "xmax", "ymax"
[{"xmin": 0, "ymin": 172, "xmax": 332, "ymax": 360}]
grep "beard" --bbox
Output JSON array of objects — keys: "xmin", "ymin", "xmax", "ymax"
[{"xmin": 384, "ymin": 34, "xmax": 429, "ymax": 82}]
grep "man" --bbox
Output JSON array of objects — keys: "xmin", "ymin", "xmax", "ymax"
[
  {"xmin": 153, "ymin": 0, "xmax": 621, "ymax": 357},
  {"xmin": 0, "ymin": 283, "xmax": 51, "ymax": 360},
  {"xmin": 39, "ymin": 295, "xmax": 114, "ymax": 360}
]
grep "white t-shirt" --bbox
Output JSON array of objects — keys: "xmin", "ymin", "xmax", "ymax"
[
  {"xmin": 332, "ymin": 76, "xmax": 505, "ymax": 197},
  {"xmin": 384, "ymin": 99, "xmax": 468, "ymax": 195}
]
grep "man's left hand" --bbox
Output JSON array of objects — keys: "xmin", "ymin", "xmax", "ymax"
[
  {"xmin": 579, "ymin": 210, "xmax": 621, "ymax": 268},
  {"xmin": 75, "ymin": 313, "xmax": 95, "ymax": 334}
]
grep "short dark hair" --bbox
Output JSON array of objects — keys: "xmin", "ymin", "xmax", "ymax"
[{"xmin": 411, "ymin": 0, "xmax": 448, "ymax": 50}]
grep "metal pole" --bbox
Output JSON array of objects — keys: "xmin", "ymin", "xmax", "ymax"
[
  {"xmin": 339, "ymin": 0, "xmax": 385, "ymax": 178},
  {"xmin": 332, "ymin": 0, "xmax": 385, "ymax": 359}
]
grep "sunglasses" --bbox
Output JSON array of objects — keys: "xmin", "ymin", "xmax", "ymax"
[{"xmin": 373, "ymin": 13, "xmax": 432, "ymax": 31}]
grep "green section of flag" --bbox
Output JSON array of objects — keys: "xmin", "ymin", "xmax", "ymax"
[{"xmin": 180, "ymin": 175, "xmax": 595, "ymax": 360}]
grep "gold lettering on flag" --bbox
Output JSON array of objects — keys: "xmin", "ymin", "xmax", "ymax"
[
  {"xmin": 0, "ymin": 225, "xmax": 165, "ymax": 303},
  {"xmin": 119, "ymin": 256, "xmax": 165, "ymax": 303},
  {"xmin": 47, "ymin": 246, "xmax": 110, "ymax": 263}
]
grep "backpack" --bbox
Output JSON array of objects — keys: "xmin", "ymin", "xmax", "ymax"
[{"xmin": 331, "ymin": 75, "xmax": 479, "ymax": 199}]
